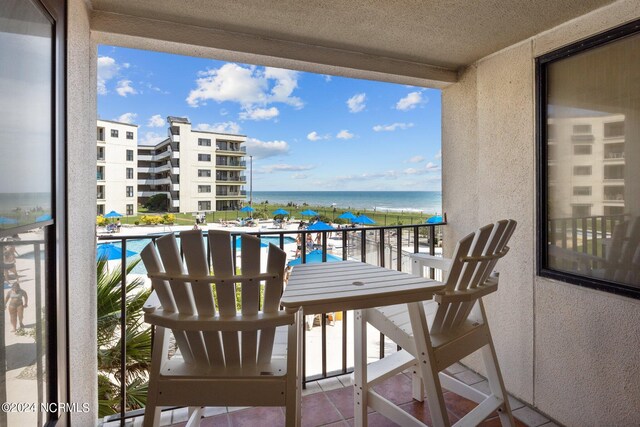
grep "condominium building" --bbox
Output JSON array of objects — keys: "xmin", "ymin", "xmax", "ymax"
[
  {"xmin": 96, "ymin": 119, "xmax": 138, "ymax": 216},
  {"xmin": 547, "ymin": 114, "xmax": 626, "ymax": 219},
  {"xmin": 137, "ymin": 116, "xmax": 247, "ymax": 213}
]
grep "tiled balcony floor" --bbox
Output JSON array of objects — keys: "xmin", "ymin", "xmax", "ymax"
[{"xmin": 158, "ymin": 364, "xmax": 557, "ymax": 427}]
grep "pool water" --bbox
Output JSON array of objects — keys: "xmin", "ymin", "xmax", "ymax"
[{"xmin": 102, "ymin": 235, "xmax": 297, "ymax": 275}]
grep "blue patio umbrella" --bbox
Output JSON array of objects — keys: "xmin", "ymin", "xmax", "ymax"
[
  {"xmin": 288, "ymin": 249, "xmax": 342, "ymax": 266},
  {"xmin": 240, "ymin": 206, "xmax": 255, "ymax": 213},
  {"xmin": 354, "ymin": 214, "xmax": 375, "ymax": 225},
  {"xmin": 307, "ymin": 221, "xmax": 335, "ymax": 231},
  {"xmin": 273, "ymin": 208, "xmax": 289, "ymax": 216},
  {"xmin": 36, "ymin": 213, "xmax": 52, "ymax": 222},
  {"xmin": 337, "ymin": 212, "xmax": 357, "ymax": 221},
  {"xmin": 0, "ymin": 217, "xmax": 18, "ymax": 225},
  {"xmin": 96, "ymin": 243, "xmax": 137, "ymax": 261},
  {"xmin": 426, "ymin": 215, "xmax": 444, "ymax": 224},
  {"xmin": 300, "ymin": 209, "xmax": 319, "ymax": 216},
  {"xmin": 104, "ymin": 210, "xmax": 123, "ymax": 219}
]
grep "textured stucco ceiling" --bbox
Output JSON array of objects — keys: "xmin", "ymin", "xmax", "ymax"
[{"xmin": 91, "ymin": 0, "xmax": 615, "ymax": 70}]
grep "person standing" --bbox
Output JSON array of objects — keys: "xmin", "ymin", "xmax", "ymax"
[{"xmin": 5, "ymin": 282, "xmax": 28, "ymax": 332}]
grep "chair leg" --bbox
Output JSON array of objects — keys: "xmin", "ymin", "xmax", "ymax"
[
  {"xmin": 407, "ymin": 302, "xmax": 450, "ymax": 427},
  {"xmin": 353, "ymin": 309, "xmax": 369, "ymax": 427},
  {"xmin": 411, "ymin": 369, "xmax": 425, "ymax": 402},
  {"xmin": 144, "ymin": 326, "xmax": 169, "ymax": 427},
  {"xmin": 186, "ymin": 407, "xmax": 203, "ymax": 427},
  {"xmin": 286, "ymin": 314, "xmax": 301, "ymax": 427}
]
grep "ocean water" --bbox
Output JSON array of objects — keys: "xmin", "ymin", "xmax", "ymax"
[{"xmin": 251, "ymin": 191, "xmax": 442, "ymax": 214}]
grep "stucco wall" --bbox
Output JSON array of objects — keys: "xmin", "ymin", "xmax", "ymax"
[
  {"xmin": 442, "ymin": 1, "xmax": 640, "ymax": 425},
  {"xmin": 67, "ymin": 0, "xmax": 98, "ymax": 423}
]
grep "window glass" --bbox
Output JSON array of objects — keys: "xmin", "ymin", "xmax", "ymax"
[
  {"xmin": 541, "ymin": 24, "xmax": 640, "ymax": 296},
  {"xmin": 111, "ymin": 129, "xmax": 118, "ymax": 137},
  {"xmin": 126, "ymin": 149, "xmax": 134, "ymax": 161},
  {"xmin": 126, "ymin": 131, "xmax": 134, "ymax": 140}
]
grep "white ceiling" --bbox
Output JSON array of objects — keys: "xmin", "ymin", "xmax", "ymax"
[{"xmin": 91, "ymin": 0, "xmax": 617, "ymax": 85}]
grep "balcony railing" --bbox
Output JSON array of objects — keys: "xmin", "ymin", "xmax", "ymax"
[{"xmin": 97, "ymin": 221, "xmax": 445, "ymax": 423}]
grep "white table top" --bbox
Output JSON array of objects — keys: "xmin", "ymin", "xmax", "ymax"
[{"xmin": 282, "ymin": 260, "xmax": 445, "ymax": 315}]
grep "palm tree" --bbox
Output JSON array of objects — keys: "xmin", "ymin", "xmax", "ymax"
[{"xmin": 97, "ymin": 258, "xmax": 151, "ymax": 417}]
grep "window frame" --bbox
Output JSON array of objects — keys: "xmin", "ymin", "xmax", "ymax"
[
  {"xmin": 111, "ymin": 129, "xmax": 118, "ymax": 138},
  {"xmin": 126, "ymin": 131, "xmax": 134, "ymax": 140},
  {"xmin": 536, "ymin": 18, "xmax": 640, "ymax": 299}
]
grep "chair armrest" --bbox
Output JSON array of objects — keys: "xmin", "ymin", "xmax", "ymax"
[
  {"xmin": 144, "ymin": 310, "xmax": 296, "ymax": 332},
  {"xmin": 143, "ymin": 290, "xmax": 161, "ymax": 313},
  {"xmin": 410, "ymin": 253, "xmax": 452, "ymax": 272}
]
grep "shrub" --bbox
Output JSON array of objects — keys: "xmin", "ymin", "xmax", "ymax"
[
  {"xmin": 252, "ymin": 210, "xmax": 268, "ymax": 220},
  {"xmin": 134, "ymin": 221, "xmax": 139, "ymax": 226},
  {"xmin": 96, "ymin": 215, "xmax": 108, "ymax": 226},
  {"xmin": 318, "ymin": 214, "xmax": 332, "ymax": 223},
  {"xmin": 162, "ymin": 213, "xmax": 175, "ymax": 224},
  {"xmin": 141, "ymin": 215, "xmax": 164, "ymax": 225},
  {"xmin": 333, "ymin": 218, "xmax": 347, "ymax": 225}
]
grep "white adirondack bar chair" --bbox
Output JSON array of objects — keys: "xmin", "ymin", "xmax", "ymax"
[
  {"xmin": 139, "ymin": 230, "xmax": 300, "ymax": 427},
  {"xmin": 358, "ymin": 219, "xmax": 517, "ymax": 427}
]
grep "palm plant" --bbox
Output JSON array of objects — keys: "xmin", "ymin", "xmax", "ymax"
[{"xmin": 97, "ymin": 258, "xmax": 151, "ymax": 417}]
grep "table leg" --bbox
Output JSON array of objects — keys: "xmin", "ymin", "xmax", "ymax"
[
  {"xmin": 407, "ymin": 302, "xmax": 449, "ymax": 427},
  {"xmin": 353, "ymin": 309, "xmax": 368, "ymax": 427}
]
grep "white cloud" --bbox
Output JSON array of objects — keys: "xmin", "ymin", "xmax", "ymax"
[
  {"xmin": 337, "ymin": 130, "xmax": 354, "ymax": 139},
  {"xmin": 347, "ymin": 93, "xmax": 366, "ymax": 113},
  {"xmin": 307, "ymin": 131, "xmax": 330, "ymax": 141},
  {"xmin": 403, "ymin": 161, "xmax": 441, "ymax": 175},
  {"xmin": 97, "ymin": 56, "xmax": 120, "ymax": 95},
  {"xmin": 139, "ymin": 132, "xmax": 166, "ymax": 146},
  {"xmin": 116, "ymin": 79, "xmax": 137, "ymax": 97},
  {"xmin": 147, "ymin": 114, "xmax": 165, "ymax": 128},
  {"xmin": 292, "ymin": 173, "xmax": 309, "ymax": 179},
  {"xmin": 195, "ymin": 121, "xmax": 242, "ymax": 134},
  {"xmin": 435, "ymin": 150, "xmax": 442, "ymax": 159},
  {"xmin": 259, "ymin": 164, "xmax": 314, "ymax": 173},
  {"xmin": 323, "ymin": 75, "xmax": 332, "ymax": 82},
  {"xmin": 396, "ymin": 91, "xmax": 424, "ymax": 111},
  {"xmin": 408, "ymin": 155, "xmax": 425, "ymax": 163},
  {"xmin": 334, "ymin": 171, "xmax": 398, "ymax": 181},
  {"xmin": 145, "ymin": 82, "xmax": 168, "ymax": 94},
  {"xmin": 373, "ymin": 122, "xmax": 414, "ymax": 132},
  {"xmin": 115, "ymin": 112, "xmax": 137, "ymax": 124},
  {"xmin": 239, "ymin": 107, "xmax": 279, "ymax": 121},
  {"xmin": 425, "ymin": 162, "xmax": 440, "ymax": 171},
  {"xmin": 245, "ymin": 137, "xmax": 290, "ymax": 159},
  {"xmin": 186, "ymin": 63, "xmax": 303, "ymax": 111}
]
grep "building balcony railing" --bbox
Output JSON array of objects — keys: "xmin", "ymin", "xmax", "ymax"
[
  {"xmin": 96, "ymin": 222, "xmax": 445, "ymax": 423},
  {"xmin": 216, "ymin": 176, "xmax": 246, "ymax": 183},
  {"xmin": 216, "ymin": 160, "xmax": 246, "ymax": 167}
]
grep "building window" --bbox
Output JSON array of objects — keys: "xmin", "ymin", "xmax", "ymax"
[
  {"xmin": 198, "ymin": 201, "xmax": 211, "ymax": 211},
  {"xmin": 97, "ymin": 166, "xmax": 105, "ymax": 181},
  {"xmin": 126, "ymin": 149, "xmax": 134, "ymax": 161},
  {"xmin": 573, "ymin": 166, "xmax": 591, "ymax": 176},
  {"xmin": 97, "ymin": 146, "xmax": 105, "ymax": 161},
  {"xmin": 198, "ymin": 169, "xmax": 211, "ymax": 177},
  {"xmin": 198, "ymin": 185, "xmax": 211, "ymax": 193},
  {"xmin": 126, "ymin": 168, "xmax": 134, "ymax": 179},
  {"xmin": 198, "ymin": 154, "xmax": 211, "ymax": 162},
  {"xmin": 126, "ymin": 204, "xmax": 134, "ymax": 215},
  {"xmin": 537, "ymin": 19, "xmax": 640, "ymax": 298},
  {"xmin": 573, "ymin": 145, "xmax": 592, "ymax": 155},
  {"xmin": 604, "ymin": 121, "xmax": 624, "ymax": 138},
  {"xmin": 126, "ymin": 186, "xmax": 134, "ymax": 197},
  {"xmin": 97, "ymin": 185, "xmax": 105, "ymax": 200},
  {"xmin": 572, "ymin": 186, "xmax": 591, "ymax": 196},
  {"xmin": 126, "ymin": 131, "xmax": 134, "ymax": 140},
  {"xmin": 572, "ymin": 124, "xmax": 591, "ymax": 134},
  {"xmin": 111, "ymin": 129, "xmax": 118, "ymax": 138},
  {"xmin": 198, "ymin": 138, "xmax": 211, "ymax": 146},
  {"xmin": 97, "ymin": 205, "xmax": 105, "ymax": 215},
  {"xmin": 97, "ymin": 127, "xmax": 105, "ymax": 141}
]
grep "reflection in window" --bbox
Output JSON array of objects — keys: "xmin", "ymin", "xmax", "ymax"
[{"xmin": 540, "ymin": 22, "xmax": 640, "ymax": 296}]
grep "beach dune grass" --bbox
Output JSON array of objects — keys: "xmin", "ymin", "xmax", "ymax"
[{"xmin": 113, "ymin": 203, "xmax": 440, "ymax": 227}]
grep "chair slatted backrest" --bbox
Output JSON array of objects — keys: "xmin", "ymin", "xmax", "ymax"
[
  {"xmin": 140, "ymin": 230, "xmax": 286, "ymax": 370},
  {"xmin": 431, "ymin": 220, "xmax": 516, "ymax": 335}
]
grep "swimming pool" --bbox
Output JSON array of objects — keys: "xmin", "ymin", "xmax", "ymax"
[{"xmin": 100, "ymin": 235, "xmax": 297, "ymax": 275}]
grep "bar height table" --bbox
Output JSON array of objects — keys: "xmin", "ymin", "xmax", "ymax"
[{"xmin": 281, "ymin": 260, "xmax": 445, "ymax": 426}]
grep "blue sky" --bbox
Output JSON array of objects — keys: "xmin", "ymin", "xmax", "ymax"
[{"xmin": 97, "ymin": 45, "xmax": 442, "ymax": 191}]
